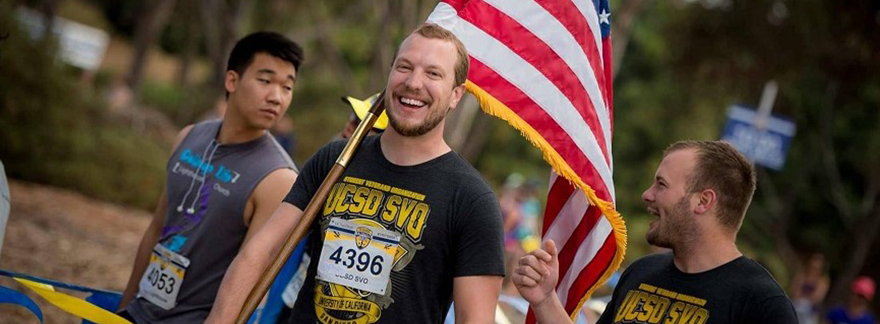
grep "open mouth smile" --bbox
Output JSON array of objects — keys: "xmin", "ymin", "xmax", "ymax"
[{"xmin": 397, "ymin": 96, "xmax": 427, "ymax": 109}]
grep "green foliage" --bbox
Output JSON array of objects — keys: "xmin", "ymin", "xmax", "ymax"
[
  {"xmin": 139, "ymin": 80, "xmax": 219, "ymax": 125},
  {"xmin": 473, "ymin": 117, "xmax": 550, "ymax": 190},
  {"xmin": 287, "ymin": 75, "xmax": 352, "ymax": 164},
  {"xmin": 0, "ymin": 6, "xmax": 167, "ymax": 210},
  {"xmin": 57, "ymin": 0, "xmax": 112, "ymax": 30},
  {"xmin": 141, "ymin": 81, "xmax": 186, "ymax": 112},
  {"xmin": 248, "ymin": 0, "xmax": 306, "ymax": 36},
  {"xmin": 611, "ymin": 0, "xmax": 880, "ymax": 292}
]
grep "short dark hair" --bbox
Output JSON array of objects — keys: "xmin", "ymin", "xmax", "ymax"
[
  {"xmin": 227, "ymin": 31, "xmax": 304, "ymax": 76},
  {"xmin": 664, "ymin": 140, "xmax": 757, "ymax": 230}
]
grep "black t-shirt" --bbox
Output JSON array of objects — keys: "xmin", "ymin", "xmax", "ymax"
[
  {"xmin": 283, "ymin": 135, "xmax": 505, "ymax": 324},
  {"xmin": 597, "ymin": 252, "xmax": 797, "ymax": 324}
]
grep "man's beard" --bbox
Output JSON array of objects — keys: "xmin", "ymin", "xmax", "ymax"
[
  {"xmin": 387, "ymin": 98, "xmax": 449, "ymax": 137},
  {"xmin": 646, "ymin": 196, "xmax": 696, "ymax": 250}
]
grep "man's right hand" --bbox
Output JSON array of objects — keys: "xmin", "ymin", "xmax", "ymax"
[{"xmin": 513, "ymin": 239, "xmax": 559, "ymax": 307}]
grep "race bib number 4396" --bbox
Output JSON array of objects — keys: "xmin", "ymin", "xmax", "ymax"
[
  {"xmin": 317, "ymin": 218, "xmax": 400, "ymax": 295},
  {"xmin": 138, "ymin": 244, "xmax": 190, "ymax": 310}
]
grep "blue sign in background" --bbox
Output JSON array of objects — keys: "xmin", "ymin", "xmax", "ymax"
[{"xmin": 721, "ymin": 105, "xmax": 796, "ymax": 170}]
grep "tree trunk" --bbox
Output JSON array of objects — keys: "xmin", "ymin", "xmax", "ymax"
[
  {"xmin": 611, "ymin": 0, "xmax": 653, "ymax": 79},
  {"xmin": 127, "ymin": 0, "xmax": 178, "ymax": 92},
  {"xmin": 443, "ymin": 94, "xmax": 480, "ymax": 152},
  {"xmin": 817, "ymin": 84, "xmax": 880, "ymax": 306},
  {"xmin": 417, "ymin": 0, "xmax": 436, "ymax": 26},
  {"xmin": 459, "ymin": 110, "xmax": 494, "ymax": 162},
  {"xmin": 758, "ymin": 168, "xmax": 802, "ymax": 274},
  {"xmin": 200, "ymin": 0, "xmax": 252, "ymax": 91},
  {"xmin": 175, "ymin": 1, "xmax": 199, "ymax": 87},
  {"xmin": 368, "ymin": 0, "xmax": 393, "ymax": 90},
  {"xmin": 826, "ymin": 207, "xmax": 880, "ymax": 306},
  {"xmin": 306, "ymin": 0, "xmax": 363, "ymax": 94},
  {"xmin": 38, "ymin": 0, "xmax": 58, "ymax": 41}
]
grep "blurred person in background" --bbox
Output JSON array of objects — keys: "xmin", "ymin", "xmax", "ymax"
[
  {"xmin": 825, "ymin": 276, "xmax": 876, "ymax": 324},
  {"xmin": 105, "ymin": 74, "xmax": 133, "ymax": 113},
  {"xmin": 499, "ymin": 174, "xmax": 541, "ymax": 255},
  {"xmin": 792, "ymin": 252, "xmax": 830, "ymax": 324},
  {"xmin": 271, "ymin": 116, "xmax": 297, "ymax": 156},
  {"xmin": 500, "ymin": 173, "xmax": 528, "ymax": 254},
  {"xmin": 338, "ymin": 93, "xmax": 388, "ymax": 139}
]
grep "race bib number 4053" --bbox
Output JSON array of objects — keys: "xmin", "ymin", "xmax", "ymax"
[
  {"xmin": 317, "ymin": 218, "xmax": 400, "ymax": 295},
  {"xmin": 138, "ymin": 243, "xmax": 190, "ymax": 310}
]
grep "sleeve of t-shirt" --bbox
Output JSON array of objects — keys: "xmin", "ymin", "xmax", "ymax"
[
  {"xmin": 595, "ymin": 297, "xmax": 614, "ymax": 324},
  {"xmin": 747, "ymin": 295, "xmax": 798, "ymax": 324},
  {"xmin": 452, "ymin": 191, "xmax": 505, "ymax": 277},
  {"xmin": 596, "ymin": 263, "xmax": 636, "ymax": 324},
  {"xmin": 596, "ymin": 309, "xmax": 612, "ymax": 324},
  {"xmin": 284, "ymin": 141, "xmax": 343, "ymax": 210}
]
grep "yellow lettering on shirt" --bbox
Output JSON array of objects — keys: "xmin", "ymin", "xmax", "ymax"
[{"xmin": 609, "ymin": 285, "xmax": 711, "ymax": 324}]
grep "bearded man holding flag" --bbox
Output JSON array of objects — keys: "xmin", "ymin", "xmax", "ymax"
[
  {"xmin": 208, "ymin": 23, "xmax": 507, "ymax": 324},
  {"xmin": 211, "ymin": 0, "xmax": 628, "ymax": 322}
]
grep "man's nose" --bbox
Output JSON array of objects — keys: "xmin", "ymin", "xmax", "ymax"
[
  {"xmin": 403, "ymin": 72, "xmax": 424, "ymax": 90},
  {"xmin": 267, "ymin": 86, "xmax": 282, "ymax": 105},
  {"xmin": 642, "ymin": 187, "xmax": 653, "ymax": 202}
]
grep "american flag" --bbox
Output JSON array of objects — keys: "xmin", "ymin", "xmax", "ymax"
[{"xmin": 426, "ymin": 0, "xmax": 625, "ymax": 321}]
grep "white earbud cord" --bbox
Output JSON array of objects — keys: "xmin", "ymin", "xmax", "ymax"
[
  {"xmin": 175, "ymin": 139, "xmax": 218, "ymax": 214},
  {"xmin": 184, "ymin": 141, "xmax": 220, "ymax": 214}
]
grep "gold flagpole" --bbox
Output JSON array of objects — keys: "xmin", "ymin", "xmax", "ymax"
[{"xmin": 234, "ymin": 91, "xmax": 387, "ymax": 324}]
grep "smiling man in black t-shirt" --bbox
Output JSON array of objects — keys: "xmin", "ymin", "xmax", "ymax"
[
  {"xmin": 206, "ymin": 23, "xmax": 505, "ymax": 324},
  {"xmin": 514, "ymin": 140, "xmax": 797, "ymax": 324}
]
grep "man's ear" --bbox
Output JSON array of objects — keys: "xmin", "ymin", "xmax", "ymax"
[
  {"xmin": 448, "ymin": 84, "xmax": 466, "ymax": 110},
  {"xmin": 695, "ymin": 189, "xmax": 716, "ymax": 215},
  {"xmin": 224, "ymin": 70, "xmax": 239, "ymax": 94}
]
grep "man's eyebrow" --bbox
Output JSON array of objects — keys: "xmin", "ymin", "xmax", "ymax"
[
  {"xmin": 394, "ymin": 58, "xmax": 445, "ymax": 76},
  {"xmin": 256, "ymin": 69, "xmax": 276, "ymax": 75},
  {"xmin": 256, "ymin": 68, "xmax": 295, "ymax": 82},
  {"xmin": 425, "ymin": 64, "xmax": 444, "ymax": 74}
]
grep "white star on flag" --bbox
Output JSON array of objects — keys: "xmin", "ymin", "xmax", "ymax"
[{"xmin": 599, "ymin": 9, "xmax": 611, "ymax": 25}]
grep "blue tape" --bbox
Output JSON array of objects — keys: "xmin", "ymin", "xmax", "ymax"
[
  {"xmin": 0, "ymin": 284, "xmax": 44, "ymax": 322},
  {"xmin": 0, "ymin": 269, "xmax": 120, "ymax": 296},
  {"xmin": 0, "ymin": 268, "xmax": 123, "ymax": 324},
  {"xmin": 82, "ymin": 291, "xmax": 122, "ymax": 324}
]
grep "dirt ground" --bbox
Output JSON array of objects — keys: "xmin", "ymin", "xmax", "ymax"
[
  {"xmin": 0, "ymin": 180, "xmax": 535, "ymax": 324},
  {"xmin": 0, "ymin": 180, "xmax": 151, "ymax": 324}
]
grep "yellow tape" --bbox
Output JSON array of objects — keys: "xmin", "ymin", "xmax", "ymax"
[{"xmin": 14, "ymin": 278, "xmax": 132, "ymax": 324}]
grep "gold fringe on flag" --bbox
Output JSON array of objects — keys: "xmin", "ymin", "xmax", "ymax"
[{"xmin": 465, "ymin": 80, "xmax": 627, "ymax": 321}]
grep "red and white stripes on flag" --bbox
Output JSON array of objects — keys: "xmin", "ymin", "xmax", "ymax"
[{"xmin": 426, "ymin": 0, "xmax": 626, "ymax": 321}]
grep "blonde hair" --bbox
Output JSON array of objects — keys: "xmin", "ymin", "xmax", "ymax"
[{"xmin": 409, "ymin": 23, "xmax": 469, "ymax": 86}]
